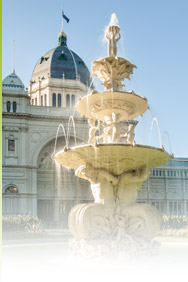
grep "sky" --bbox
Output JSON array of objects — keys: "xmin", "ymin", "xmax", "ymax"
[{"xmin": 2, "ymin": 0, "xmax": 188, "ymax": 157}]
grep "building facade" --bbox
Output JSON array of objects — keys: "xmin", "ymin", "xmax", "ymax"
[
  {"xmin": 137, "ymin": 158, "xmax": 188, "ymax": 216},
  {"xmin": 2, "ymin": 27, "xmax": 188, "ymax": 227}
]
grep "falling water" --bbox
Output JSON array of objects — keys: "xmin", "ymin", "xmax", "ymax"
[
  {"xmin": 163, "ymin": 130, "xmax": 172, "ymax": 154},
  {"xmin": 67, "ymin": 116, "xmax": 77, "ymax": 147},
  {"xmin": 53, "ymin": 116, "xmax": 77, "ymax": 156},
  {"xmin": 87, "ymin": 76, "xmax": 98, "ymax": 95},
  {"xmin": 55, "ymin": 161, "xmax": 62, "ymax": 196},
  {"xmin": 53, "ymin": 118, "xmax": 77, "ymax": 228},
  {"xmin": 149, "ymin": 117, "xmax": 162, "ymax": 148},
  {"xmin": 53, "ymin": 124, "xmax": 68, "ymax": 155}
]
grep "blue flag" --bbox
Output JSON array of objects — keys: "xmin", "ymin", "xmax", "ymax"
[{"xmin": 62, "ymin": 11, "xmax": 70, "ymax": 23}]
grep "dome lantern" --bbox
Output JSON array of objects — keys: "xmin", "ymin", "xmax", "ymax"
[{"xmin": 58, "ymin": 31, "xmax": 67, "ymax": 47}]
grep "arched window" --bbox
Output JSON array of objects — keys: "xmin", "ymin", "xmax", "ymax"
[
  {"xmin": 5, "ymin": 186, "xmax": 19, "ymax": 194},
  {"xmin": 13, "ymin": 102, "xmax": 17, "ymax": 112},
  {"xmin": 58, "ymin": 94, "xmax": 61, "ymax": 107},
  {"xmin": 52, "ymin": 93, "xmax": 56, "ymax": 107},
  {"xmin": 71, "ymin": 95, "xmax": 75, "ymax": 107},
  {"xmin": 35, "ymin": 98, "xmax": 37, "ymax": 105},
  {"xmin": 7, "ymin": 101, "xmax": 11, "ymax": 112},
  {"xmin": 66, "ymin": 94, "xmax": 70, "ymax": 107}
]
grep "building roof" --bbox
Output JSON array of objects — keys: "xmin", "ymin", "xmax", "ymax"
[
  {"xmin": 31, "ymin": 32, "xmax": 92, "ymax": 87},
  {"xmin": 2, "ymin": 71, "xmax": 25, "ymax": 92},
  {"xmin": 167, "ymin": 158, "xmax": 188, "ymax": 168}
]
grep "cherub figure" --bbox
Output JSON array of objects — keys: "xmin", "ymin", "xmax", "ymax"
[
  {"xmin": 96, "ymin": 115, "xmax": 116, "ymax": 143},
  {"xmin": 106, "ymin": 25, "xmax": 121, "ymax": 57},
  {"xmin": 97, "ymin": 113, "xmax": 127, "ymax": 143},
  {"xmin": 88, "ymin": 118, "xmax": 101, "ymax": 144},
  {"xmin": 123, "ymin": 124, "xmax": 136, "ymax": 145}
]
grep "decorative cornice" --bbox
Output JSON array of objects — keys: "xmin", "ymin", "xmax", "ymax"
[
  {"xmin": 2, "ymin": 93, "xmax": 29, "ymax": 99},
  {"xmin": 2, "ymin": 165, "xmax": 37, "ymax": 169},
  {"xmin": 2, "ymin": 193, "xmax": 38, "ymax": 197},
  {"xmin": 2, "ymin": 111, "xmax": 87, "ymax": 122},
  {"xmin": 29, "ymin": 83, "xmax": 85, "ymax": 95},
  {"xmin": 3, "ymin": 126, "xmax": 29, "ymax": 132}
]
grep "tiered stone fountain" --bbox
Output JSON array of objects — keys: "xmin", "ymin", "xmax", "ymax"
[{"xmin": 54, "ymin": 14, "xmax": 173, "ymax": 256}]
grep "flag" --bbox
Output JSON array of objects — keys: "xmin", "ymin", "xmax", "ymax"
[{"xmin": 62, "ymin": 11, "xmax": 70, "ymax": 23}]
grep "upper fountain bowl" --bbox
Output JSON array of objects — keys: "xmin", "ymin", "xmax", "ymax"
[
  {"xmin": 76, "ymin": 90, "xmax": 148, "ymax": 121},
  {"xmin": 91, "ymin": 57, "xmax": 136, "ymax": 91}
]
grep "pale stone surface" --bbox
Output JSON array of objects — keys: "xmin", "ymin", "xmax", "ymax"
[
  {"xmin": 55, "ymin": 144, "xmax": 173, "ymax": 174},
  {"xmin": 76, "ymin": 91, "xmax": 148, "ymax": 121},
  {"xmin": 91, "ymin": 57, "xmax": 136, "ymax": 91},
  {"xmin": 105, "ymin": 25, "xmax": 121, "ymax": 57},
  {"xmin": 68, "ymin": 163, "xmax": 161, "ymax": 242}
]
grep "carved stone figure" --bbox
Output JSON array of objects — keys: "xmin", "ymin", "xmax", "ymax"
[
  {"xmin": 123, "ymin": 123, "xmax": 136, "ymax": 145},
  {"xmin": 75, "ymin": 164, "xmax": 118, "ymax": 209},
  {"xmin": 116, "ymin": 165, "xmax": 150, "ymax": 209},
  {"xmin": 97, "ymin": 113, "xmax": 128, "ymax": 143},
  {"xmin": 71, "ymin": 163, "xmax": 160, "ymax": 243},
  {"xmin": 88, "ymin": 118, "xmax": 101, "ymax": 144},
  {"xmin": 106, "ymin": 25, "xmax": 121, "ymax": 57}
]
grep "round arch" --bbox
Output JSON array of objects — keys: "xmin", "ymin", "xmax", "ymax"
[
  {"xmin": 3, "ymin": 184, "xmax": 20, "ymax": 194},
  {"xmin": 31, "ymin": 132, "xmax": 86, "ymax": 167}
]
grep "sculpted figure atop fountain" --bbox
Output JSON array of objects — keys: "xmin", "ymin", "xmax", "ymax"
[{"xmin": 106, "ymin": 25, "xmax": 121, "ymax": 57}]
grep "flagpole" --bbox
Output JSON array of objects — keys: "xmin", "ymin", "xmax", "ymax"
[
  {"xmin": 13, "ymin": 40, "xmax": 15, "ymax": 73},
  {"xmin": 61, "ymin": 9, "xmax": 64, "ymax": 32}
]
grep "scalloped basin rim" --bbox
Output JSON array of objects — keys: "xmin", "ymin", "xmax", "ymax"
[
  {"xmin": 54, "ymin": 144, "xmax": 173, "ymax": 176},
  {"xmin": 92, "ymin": 56, "xmax": 137, "ymax": 67},
  {"xmin": 76, "ymin": 91, "xmax": 148, "ymax": 121},
  {"xmin": 82, "ymin": 90, "xmax": 147, "ymax": 100}
]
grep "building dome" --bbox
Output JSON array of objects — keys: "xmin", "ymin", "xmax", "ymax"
[
  {"xmin": 2, "ymin": 71, "xmax": 25, "ymax": 91},
  {"xmin": 31, "ymin": 32, "xmax": 92, "ymax": 86}
]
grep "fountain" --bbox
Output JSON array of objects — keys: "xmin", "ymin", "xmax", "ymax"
[{"xmin": 53, "ymin": 14, "xmax": 173, "ymax": 257}]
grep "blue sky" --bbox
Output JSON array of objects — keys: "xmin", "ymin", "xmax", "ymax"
[{"xmin": 2, "ymin": 0, "xmax": 188, "ymax": 157}]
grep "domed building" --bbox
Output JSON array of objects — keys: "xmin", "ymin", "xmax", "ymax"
[
  {"xmin": 2, "ymin": 27, "xmax": 94, "ymax": 227},
  {"xmin": 2, "ymin": 19, "xmax": 188, "ymax": 226},
  {"xmin": 28, "ymin": 31, "xmax": 92, "ymax": 108}
]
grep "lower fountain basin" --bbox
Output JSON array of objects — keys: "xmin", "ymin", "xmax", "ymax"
[{"xmin": 54, "ymin": 144, "xmax": 173, "ymax": 175}]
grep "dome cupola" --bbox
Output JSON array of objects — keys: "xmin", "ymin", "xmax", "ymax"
[
  {"xmin": 3, "ymin": 71, "xmax": 25, "ymax": 90},
  {"xmin": 31, "ymin": 28, "xmax": 92, "ymax": 87},
  {"xmin": 2, "ymin": 70, "xmax": 26, "ymax": 95}
]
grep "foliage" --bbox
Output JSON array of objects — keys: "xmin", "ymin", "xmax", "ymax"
[
  {"xmin": 159, "ymin": 215, "xmax": 188, "ymax": 237},
  {"xmin": 159, "ymin": 228, "xmax": 188, "ymax": 237},
  {"xmin": 161, "ymin": 215, "xmax": 188, "ymax": 230},
  {"xmin": 2, "ymin": 213, "xmax": 45, "ymax": 233}
]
